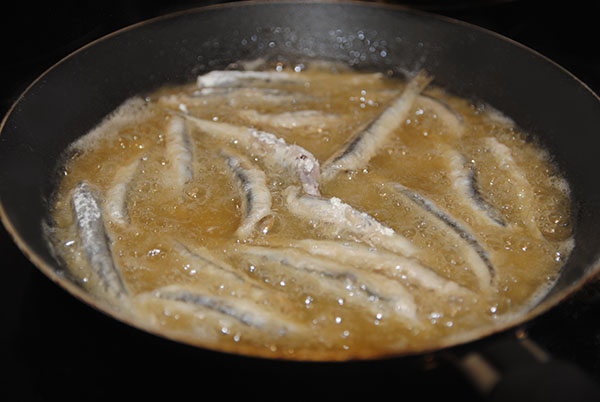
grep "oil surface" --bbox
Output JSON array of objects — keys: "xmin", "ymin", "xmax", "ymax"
[{"xmin": 48, "ymin": 61, "xmax": 573, "ymax": 360}]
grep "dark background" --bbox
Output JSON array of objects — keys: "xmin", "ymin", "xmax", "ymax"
[{"xmin": 1, "ymin": 1, "xmax": 599, "ymax": 401}]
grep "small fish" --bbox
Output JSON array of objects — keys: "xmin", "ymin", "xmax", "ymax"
[
  {"xmin": 174, "ymin": 241, "xmax": 246, "ymax": 284},
  {"xmin": 104, "ymin": 158, "xmax": 140, "ymax": 226},
  {"xmin": 183, "ymin": 115, "xmax": 321, "ymax": 196},
  {"xmin": 481, "ymin": 137, "xmax": 542, "ymax": 236},
  {"xmin": 283, "ymin": 186, "xmax": 416, "ymax": 257},
  {"xmin": 72, "ymin": 181, "xmax": 128, "ymax": 299},
  {"xmin": 199, "ymin": 87, "xmax": 317, "ymax": 107},
  {"xmin": 145, "ymin": 284, "xmax": 303, "ymax": 336},
  {"xmin": 220, "ymin": 149, "xmax": 273, "ymax": 238},
  {"xmin": 446, "ymin": 150, "xmax": 506, "ymax": 227},
  {"xmin": 288, "ymin": 239, "xmax": 465, "ymax": 294},
  {"xmin": 417, "ymin": 94, "xmax": 465, "ymax": 137},
  {"xmin": 173, "ymin": 241, "xmax": 296, "ymax": 307},
  {"xmin": 236, "ymin": 109, "xmax": 339, "ymax": 130},
  {"xmin": 164, "ymin": 115, "xmax": 193, "ymax": 191},
  {"xmin": 196, "ymin": 70, "xmax": 306, "ymax": 88},
  {"xmin": 160, "ymin": 88, "xmax": 317, "ymax": 111},
  {"xmin": 239, "ymin": 245, "xmax": 419, "ymax": 322},
  {"xmin": 389, "ymin": 182, "xmax": 495, "ymax": 289},
  {"xmin": 322, "ymin": 71, "xmax": 432, "ymax": 181}
]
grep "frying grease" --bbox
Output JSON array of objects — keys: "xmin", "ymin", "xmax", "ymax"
[{"xmin": 48, "ymin": 62, "xmax": 573, "ymax": 360}]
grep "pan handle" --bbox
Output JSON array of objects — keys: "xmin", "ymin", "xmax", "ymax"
[{"xmin": 444, "ymin": 328, "xmax": 600, "ymax": 402}]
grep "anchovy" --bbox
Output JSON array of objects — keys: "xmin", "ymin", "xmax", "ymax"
[
  {"xmin": 446, "ymin": 150, "xmax": 506, "ymax": 227},
  {"xmin": 165, "ymin": 115, "xmax": 193, "ymax": 190},
  {"xmin": 196, "ymin": 70, "xmax": 306, "ymax": 88},
  {"xmin": 288, "ymin": 239, "xmax": 465, "ymax": 294},
  {"xmin": 174, "ymin": 241, "xmax": 246, "ymax": 283},
  {"xmin": 236, "ymin": 109, "xmax": 339, "ymax": 130},
  {"xmin": 145, "ymin": 284, "xmax": 303, "ymax": 335},
  {"xmin": 322, "ymin": 71, "xmax": 432, "ymax": 181},
  {"xmin": 201, "ymin": 87, "xmax": 317, "ymax": 107},
  {"xmin": 283, "ymin": 186, "xmax": 416, "ymax": 257},
  {"xmin": 417, "ymin": 94, "xmax": 465, "ymax": 137},
  {"xmin": 72, "ymin": 181, "xmax": 128, "ymax": 298},
  {"xmin": 183, "ymin": 115, "xmax": 321, "ymax": 196},
  {"xmin": 220, "ymin": 149, "xmax": 273, "ymax": 238},
  {"xmin": 239, "ymin": 245, "xmax": 418, "ymax": 321},
  {"xmin": 389, "ymin": 182, "xmax": 495, "ymax": 289},
  {"xmin": 104, "ymin": 158, "xmax": 140, "ymax": 226},
  {"xmin": 481, "ymin": 137, "xmax": 542, "ymax": 236},
  {"xmin": 173, "ymin": 242, "xmax": 295, "ymax": 306},
  {"xmin": 160, "ymin": 88, "xmax": 317, "ymax": 112}
]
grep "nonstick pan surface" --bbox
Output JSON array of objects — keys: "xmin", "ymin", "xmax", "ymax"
[{"xmin": 1, "ymin": 1, "xmax": 600, "ymax": 400}]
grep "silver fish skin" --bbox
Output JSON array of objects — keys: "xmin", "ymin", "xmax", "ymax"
[
  {"xmin": 196, "ymin": 70, "xmax": 306, "ymax": 88},
  {"xmin": 165, "ymin": 115, "xmax": 193, "ymax": 191},
  {"xmin": 104, "ymin": 158, "xmax": 140, "ymax": 226},
  {"xmin": 283, "ymin": 186, "xmax": 416, "ymax": 257},
  {"xmin": 147, "ymin": 284, "xmax": 303, "ymax": 336},
  {"xmin": 446, "ymin": 150, "xmax": 506, "ymax": 228},
  {"xmin": 72, "ymin": 181, "xmax": 128, "ymax": 299},
  {"xmin": 174, "ymin": 241, "xmax": 246, "ymax": 284},
  {"xmin": 417, "ymin": 94, "xmax": 465, "ymax": 137},
  {"xmin": 152, "ymin": 287, "xmax": 266, "ymax": 328},
  {"xmin": 239, "ymin": 245, "xmax": 419, "ymax": 322},
  {"xmin": 221, "ymin": 149, "xmax": 273, "ymax": 238},
  {"xmin": 322, "ymin": 71, "xmax": 432, "ymax": 181},
  {"xmin": 183, "ymin": 115, "xmax": 321, "ymax": 196},
  {"xmin": 481, "ymin": 137, "xmax": 542, "ymax": 236},
  {"xmin": 289, "ymin": 239, "xmax": 465, "ymax": 294},
  {"xmin": 197, "ymin": 87, "xmax": 317, "ymax": 107},
  {"xmin": 160, "ymin": 88, "xmax": 317, "ymax": 112},
  {"xmin": 236, "ymin": 109, "xmax": 339, "ymax": 130},
  {"xmin": 389, "ymin": 182, "xmax": 495, "ymax": 289},
  {"xmin": 174, "ymin": 242, "xmax": 301, "ymax": 309}
]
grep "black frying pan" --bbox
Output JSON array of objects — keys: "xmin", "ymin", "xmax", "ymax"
[{"xmin": 2, "ymin": 1, "xmax": 600, "ymax": 400}]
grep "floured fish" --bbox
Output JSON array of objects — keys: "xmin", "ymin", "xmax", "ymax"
[
  {"xmin": 72, "ymin": 181, "xmax": 128, "ymax": 299},
  {"xmin": 139, "ymin": 284, "xmax": 304, "ymax": 336},
  {"xmin": 287, "ymin": 239, "xmax": 465, "ymax": 294},
  {"xmin": 104, "ymin": 158, "xmax": 140, "ymax": 226},
  {"xmin": 283, "ymin": 186, "xmax": 416, "ymax": 257},
  {"xmin": 446, "ymin": 150, "xmax": 506, "ymax": 227},
  {"xmin": 183, "ymin": 115, "xmax": 321, "ymax": 196},
  {"xmin": 173, "ymin": 241, "xmax": 247, "ymax": 285},
  {"xmin": 173, "ymin": 241, "xmax": 297, "ymax": 310},
  {"xmin": 481, "ymin": 137, "xmax": 542, "ymax": 236},
  {"xmin": 322, "ymin": 71, "xmax": 432, "ymax": 181},
  {"xmin": 220, "ymin": 149, "xmax": 273, "ymax": 238},
  {"xmin": 236, "ymin": 109, "xmax": 339, "ymax": 130},
  {"xmin": 164, "ymin": 115, "xmax": 193, "ymax": 191},
  {"xmin": 197, "ymin": 70, "xmax": 306, "ymax": 88},
  {"xmin": 239, "ymin": 245, "xmax": 419, "ymax": 322},
  {"xmin": 417, "ymin": 94, "xmax": 465, "ymax": 137},
  {"xmin": 159, "ymin": 87, "xmax": 317, "ymax": 111},
  {"xmin": 389, "ymin": 182, "xmax": 495, "ymax": 289}
]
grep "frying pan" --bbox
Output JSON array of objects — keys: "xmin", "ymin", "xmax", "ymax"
[{"xmin": 1, "ymin": 1, "xmax": 600, "ymax": 400}]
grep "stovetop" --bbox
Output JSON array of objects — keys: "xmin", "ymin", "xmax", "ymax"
[{"xmin": 1, "ymin": 1, "xmax": 599, "ymax": 400}]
